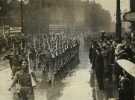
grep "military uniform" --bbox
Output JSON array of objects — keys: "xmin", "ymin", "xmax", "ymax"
[
  {"xmin": 94, "ymin": 49, "xmax": 104, "ymax": 90},
  {"xmin": 4, "ymin": 54, "xmax": 21, "ymax": 76},
  {"xmin": 11, "ymin": 70, "xmax": 34, "ymax": 100},
  {"xmin": 11, "ymin": 55, "xmax": 21, "ymax": 76}
]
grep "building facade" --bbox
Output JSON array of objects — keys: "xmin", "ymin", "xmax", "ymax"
[{"xmin": 130, "ymin": 0, "xmax": 135, "ymax": 31}]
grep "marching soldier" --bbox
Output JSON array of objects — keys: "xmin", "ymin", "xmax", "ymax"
[{"xmin": 4, "ymin": 51, "xmax": 21, "ymax": 78}]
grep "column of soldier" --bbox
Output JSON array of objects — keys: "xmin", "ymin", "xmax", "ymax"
[
  {"xmin": 5, "ymin": 32, "xmax": 79, "ymax": 100},
  {"xmin": 28, "ymin": 33, "xmax": 79, "ymax": 69},
  {"xmin": 89, "ymin": 33, "xmax": 135, "ymax": 100}
]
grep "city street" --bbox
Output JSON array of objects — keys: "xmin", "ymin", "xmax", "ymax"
[
  {"xmin": 0, "ymin": 0, "xmax": 135, "ymax": 100},
  {"xmin": 0, "ymin": 0, "xmax": 134, "ymax": 100},
  {"xmin": 0, "ymin": 37, "xmax": 117, "ymax": 100}
]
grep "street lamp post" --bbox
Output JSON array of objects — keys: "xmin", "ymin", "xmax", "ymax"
[
  {"xmin": 20, "ymin": 0, "xmax": 24, "ymax": 33},
  {"xmin": 130, "ymin": 0, "xmax": 135, "ymax": 31},
  {"xmin": 116, "ymin": 0, "xmax": 122, "ymax": 43}
]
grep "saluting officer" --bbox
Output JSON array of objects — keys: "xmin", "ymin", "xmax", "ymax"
[{"xmin": 9, "ymin": 60, "xmax": 34, "ymax": 100}]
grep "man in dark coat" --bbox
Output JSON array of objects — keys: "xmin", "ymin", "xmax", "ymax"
[
  {"xmin": 90, "ymin": 41, "xmax": 99, "ymax": 70},
  {"xmin": 94, "ymin": 48, "xmax": 104, "ymax": 90},
  {"xmin": 89, "ymin": 43, "xmax": 93, "ymax": 63}
]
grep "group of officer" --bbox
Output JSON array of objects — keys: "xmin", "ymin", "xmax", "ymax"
[{"xmin": 89, "ymin": 32, "xmax": 135, "ymax": 100}]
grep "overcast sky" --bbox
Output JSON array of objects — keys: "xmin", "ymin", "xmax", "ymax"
[{"xmin": 82, "ymin": 0, "xmax": 130, "ymax": 21}]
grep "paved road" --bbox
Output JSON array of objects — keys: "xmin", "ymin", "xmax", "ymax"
[
  {"xmin": 0, "ymin": 68, "xmax": 12, "ymax": 100},
  {"xmin": 33, "ymin": 37, "xmax": 94, "ymax": 100}
]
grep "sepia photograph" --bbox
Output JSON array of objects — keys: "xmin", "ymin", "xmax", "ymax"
[{"xmin": 0, "ymin": 0, "xmax": 134, "ymax": 100}]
